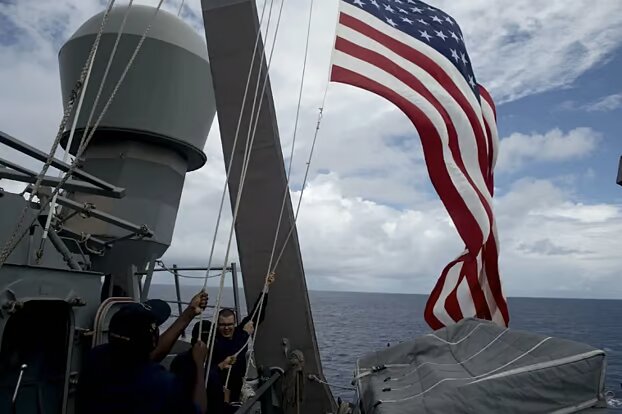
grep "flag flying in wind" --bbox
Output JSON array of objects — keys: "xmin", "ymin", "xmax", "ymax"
[{"xmin": 329, "ymin": 0, "xmax": 509, "ymax": 329}]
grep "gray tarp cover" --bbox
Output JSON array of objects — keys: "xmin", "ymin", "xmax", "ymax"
[{"xmin": 355, "ymin": 318, "xmax": 607, "ymax": 413}]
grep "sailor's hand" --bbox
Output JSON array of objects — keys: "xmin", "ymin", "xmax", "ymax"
[
  {"xmin": 189, "ymin": 290, "xmax": 208, "ymax": 315},
  {"xmin": 243, "ymin": 321, "xmax": 255, "ymax": 335},
  {"xmin": 192, "ymin": 341, "xmax": 208, "ymax": 366},
  {"xmin": 267, "ymin": 272, "xmax": 276, "ymax": 285},
  {"xmin": 218, "ymin": 356, "xmax": 236, "ymax": 370}
]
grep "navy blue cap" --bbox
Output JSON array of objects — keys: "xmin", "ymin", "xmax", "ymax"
[
  {"xmin": 142, "ymin": 299, "xmax": 172, "ymax": 326},
  {"xmin": 109, "ymin": 299, "xmax": 171, "ymax": 345}
]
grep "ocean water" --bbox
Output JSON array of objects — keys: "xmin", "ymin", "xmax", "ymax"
[{"xmin": 149, "ymin": 284, "xmax": 622, "ymax": 400}]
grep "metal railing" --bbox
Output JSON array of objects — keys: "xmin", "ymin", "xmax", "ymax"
[
  {"xmin": 136, "ymin": 262, "xmax": 241, "ymax": 337},
  {"xmin": 234, "ymin": 368, "xmax": 283, "ymax": 414}
]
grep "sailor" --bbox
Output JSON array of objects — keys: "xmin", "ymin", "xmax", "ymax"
[
  {"xmin": 170, "ymin": 273, "xmax": 276, "ymax": 413},
  {"xmin": 211, "ymin": 272, "xmax": 276, "ymax": 407},
  {"xmin": 76, "ymin": 299, "xmax": 209, "ymax": 414},
  {"xmin": 170, "ymin": 320, "xmax": 228, "ymax": 414}
]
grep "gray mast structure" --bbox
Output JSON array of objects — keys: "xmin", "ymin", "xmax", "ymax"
[
  {"xmin": 201, "ymin": 1, "xmax": 337, "ymax": 413},
  {"xmin": 0, "ymin": 6, "xmax": 215, "ymax": 413},
  {"xmin": 57, "ymin": 5, "xmax": 216, "ymax": 297}
]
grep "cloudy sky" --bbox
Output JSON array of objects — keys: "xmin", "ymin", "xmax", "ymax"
[{"xmin": 1, "ymin": 0, "xmax": 621, "ymax": 299}]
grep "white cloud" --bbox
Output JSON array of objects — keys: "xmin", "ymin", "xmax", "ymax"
[
  {"xmin": 494, "ymin": 178, "xmax": 622, "ymax": 298},
  {"xmin": 496, "ymin": 128, "xmax": 601, "ymax": 173},
  {"xmin": 160, "ymin": 170, "xmax": 622, "ymax": 299},
  {"xmin": 433, "ymin": 0, "xmax": 622, "ymax": 102},
  {"xmin": 557, "ymin": 93, "xmax": 622, "ymax": 113},
  {"xmin": 584, "ymin": 92, "xmax": 622, "ymax": 112},
  {"xmin": 1, "ymin": 0, "xmax": 621, "ymax": 299}
]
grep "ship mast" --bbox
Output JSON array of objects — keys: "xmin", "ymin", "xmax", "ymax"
[{"xmin": 200, "ymin": 1, "xmax": 337, "ymax": 413}]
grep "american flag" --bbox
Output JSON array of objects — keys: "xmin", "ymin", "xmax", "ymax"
[{"xmin": 329, "ymin": 0, "xmax": 509, "ymax": 329}]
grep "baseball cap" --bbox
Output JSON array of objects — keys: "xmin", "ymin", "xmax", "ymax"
[{"xmin": 109, "ymin": 299, "xmax": 171, "ymax": 344}]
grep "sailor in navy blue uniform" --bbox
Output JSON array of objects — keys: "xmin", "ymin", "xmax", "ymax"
[
  {"xmin": 171, "ymin": 273, "xmax": 275, "ymax": 413},
  {"xmin": 76, "ymin": 300, "xmax": 208, "ymax": 414}
]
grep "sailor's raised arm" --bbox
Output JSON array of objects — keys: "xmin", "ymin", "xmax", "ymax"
[
  {"xmin": 150, "ymin": 291, "xmax": 208, "ymax": 362},
  {"xmin": 239, "ymin": 272, "xmax": 276, "ymax": 329}
]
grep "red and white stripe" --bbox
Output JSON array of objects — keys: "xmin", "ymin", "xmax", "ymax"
[{"xmin": 329, "ymin": 2, "xmax": 509, "ymax": 329}]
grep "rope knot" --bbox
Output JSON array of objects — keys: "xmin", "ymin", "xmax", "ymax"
[
  {"xmin": 281, "ymin": 349, "xmax": 306, "ymax": 409},
  {"xmin": 288, "ymin": 349, "xmax": 305, "ymax": 371}
]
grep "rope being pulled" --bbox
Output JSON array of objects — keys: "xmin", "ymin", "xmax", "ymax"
[
  {"xmin": 202, "ymin": 0, "xmax": 287, "ymax": 388},
  {"xmin": 238, "ymin": 0, "xmax": 324, "ymax": 389},
  {"xmin": 196, "ymin": 0, "xmax": 275, "ymax": 353}
]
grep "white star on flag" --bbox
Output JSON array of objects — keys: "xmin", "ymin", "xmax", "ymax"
[
  {"xmin": 468, "ymin": 75, "xmax": 476, "ymax": 88},
  {"xmin": 450, "ymin": 48, "xmax": 460, "ymax": 62},
  {"xmin": 419, "ymin": 30, "xmax": 433, "ymax": 41}
]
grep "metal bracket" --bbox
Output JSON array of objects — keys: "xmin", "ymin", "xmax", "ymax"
[
  {"xmin": 24, "ymin": 187, "xmax": 154, "ymax": 238},
  {"xmin": 0, "ymin": 130, "xmax": 124, "ymax": 194}
]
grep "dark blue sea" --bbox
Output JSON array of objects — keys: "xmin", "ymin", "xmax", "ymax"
[{"xmin": 149, "ymin": 285, "xmax": 622, "ymax": 400}]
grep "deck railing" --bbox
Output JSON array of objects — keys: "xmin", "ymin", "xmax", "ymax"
[{"xmin": 136, "ymin": 262, "xmax": 241, "ymax": 337}]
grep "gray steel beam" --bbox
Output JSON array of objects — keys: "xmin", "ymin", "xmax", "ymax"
[
  {"xmin": 0, "ymin": 167, "xmax": 125, "ymax": 198},
  {"xmin": 0, "ymin": 156, "xmax": 36, "ymax": 176},
  {"xmin": 0, "ymin": 130, "xmax": 124, "ymax": 193},
  {"xmin": 23, "ymin": 186, "xmax": 152, "ymax": 237},
  {"xmin": 201, "ymin": 1, "xmax": 336, "ymax": 413},
  {"xmin": 135, "ymin": 266, "xmax": 230, "ymax": 274}
]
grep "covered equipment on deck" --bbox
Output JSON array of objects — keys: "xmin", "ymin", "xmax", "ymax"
[{"xmin": 355, "ymin": 318, "xmax": 607, "ymax": 413}]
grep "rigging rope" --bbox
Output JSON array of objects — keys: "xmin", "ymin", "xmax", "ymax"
[
  {"xmin": 0, "ymin": 0, "xmax": 117, "ymax": 270},
  {"xmin": 308, "ymin": 374, "xmax": 356, "ymax": 391},
  {"xmin": 273, "ymin": 85, "xmax": 329, "ymax": 270},
  {"xmin": 217, "ymin": 0, "xmax": 323, "ymax": 386},
  {"xmin": 196, "ymin": 0, "xmax": 274, "ymax": 341},
  {"xmin": 38, "ymin": 0, "xmax": 135, "ymax": 261},
  {"xmin": 264, "ymin": 0, "xmax": 315, "ymax": 286},
  {"xmin": 203, "ymin": 0, "xmax": 288, "ymax": 388},
  {"xmin": 0, "ymin": 0, "xmax": 165, "ymax": 269},
  {"xmin": 242, "ymin": 84, "xmax": 329, "ymax": 380},
  {"xmin": 199, "ymin": 0, "xmax": 285, "ymax": 386},
  {"xmin": 238, "ymin": 84, "xmax": 328, "ymax": 386}
]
